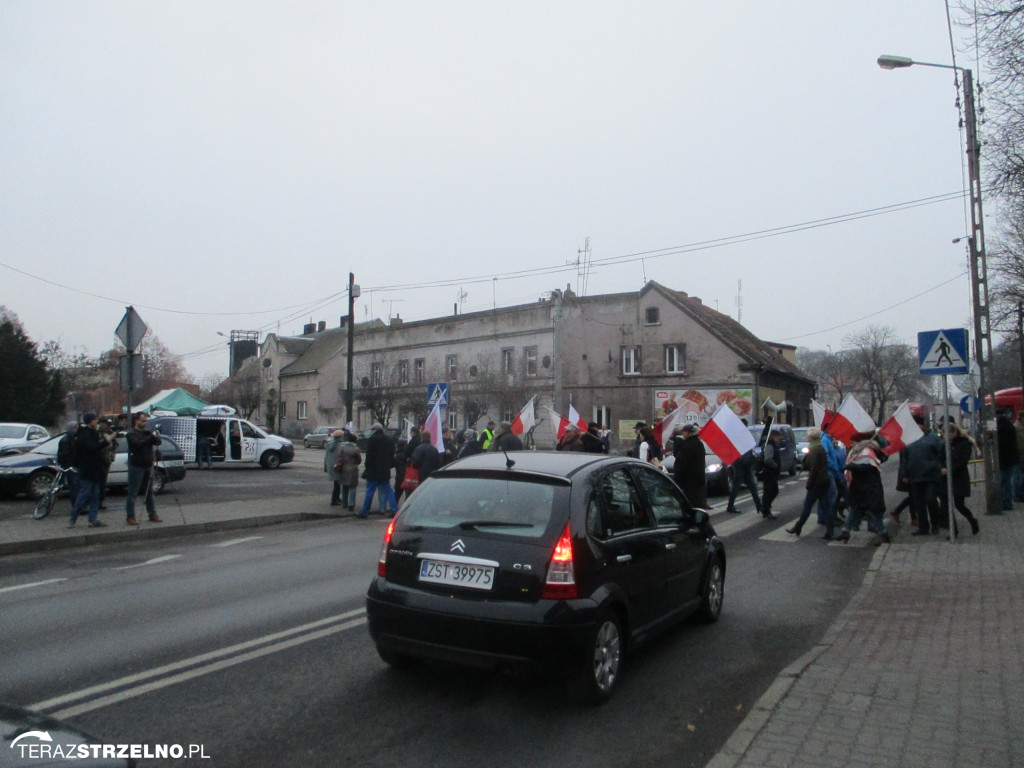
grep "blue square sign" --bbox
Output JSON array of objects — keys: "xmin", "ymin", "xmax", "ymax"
[{"xmin": 917, "ymin": 329, "xmax": 969, "ymax": 375}]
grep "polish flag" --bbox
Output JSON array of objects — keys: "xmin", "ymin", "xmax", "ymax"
[
  {"xmin": 699, "ymin": 404, "xmax": 758, "ymax": 466},
  {"xmin": 825, "ymin": 394, "xmax": 876, "ymax": 445},
  {"xmin": 876, "ymin": 402, "xmax": 924, "ymax": 456},
  {"xmin": 651, "ymin": 403, "xmax": 686, "ymax": 448},
  {"xmin": 510, "ymin": 397, "xmax": 536, "ymax": 436},
  {"xmin": 546, "ymin": 407, "xmax": 571, "ymax": 440},
  {"xmin": 423, "ymin": 401, "xmax": 445, "ymax": 452},
  {"xmin": 568, "ymin": 404, "xmax": 587, "ymax": 431}
]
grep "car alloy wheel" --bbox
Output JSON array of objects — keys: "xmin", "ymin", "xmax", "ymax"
[
  {"xmin": 697, "ymin": 558, "xmax": 725, "ymax": 623},
  {"xmin": 572, "ymin": 610, "xmax": 622, "ymax": 704},
  {"xmin": 27, "ymin": 470, "xmax": 55, "ymax": 500}
]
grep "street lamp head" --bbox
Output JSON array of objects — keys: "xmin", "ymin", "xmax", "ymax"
[{"xmin": 877, "ymin": 55, "xmax": 914, "ymax": 70}]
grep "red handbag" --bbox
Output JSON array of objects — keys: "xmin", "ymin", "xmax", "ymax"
[{"xmin": 401, "ymin": 466, "xmax": 420, "ymax": 492}]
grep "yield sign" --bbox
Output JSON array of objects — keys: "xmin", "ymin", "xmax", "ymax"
[{"xmin": 917, "ymin": 328, "xmax": 969, "ymax": 375}]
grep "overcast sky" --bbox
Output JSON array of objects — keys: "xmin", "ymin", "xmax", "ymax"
[{"xmin": 1, "ymin": 1, "xmax": 987, "ymax": 382}]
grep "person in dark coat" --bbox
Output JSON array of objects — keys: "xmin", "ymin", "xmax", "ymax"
[
  {"xmin": 759, "ymin": 429, "xmax": 782, "ymax": 520},
  {"xmin": 411, "ymin": 430, "xmax": 442, "ymax": 483},
  {"xmin": 556, "ymin": 423, "xmax": 583, "ymax": 451},
  {"xmin": 672, "ymin": 424, "xmax": 707, "ymax": 509},
  {"xmin": 835, "ymin": 433, "xmax": 889, "ymax": 545},
  {"xmin": 995, "ymin": 411, "xmax": 1019, "ymax": 511},
  {"xmin": 57, "ymin": 421, "xmax": 80, "ymax": 508},
  {"xmin": 68, "ymin": 412, "xmax": 115, "ymax": 528},
  {"xmin": 125, "ymin": 411, "xmax": 163, "ymax": 525},
  {"xmin": 939, "ymin": 423, "xmax": 980, "ymax": 535},
  {"xmin": 491, "ymin": 421, "xmax": 524, "ymax": 452},
  {"xmin": 581, "ymin": 422, "xmax": 606, "ymax": 454},
  {"xmin": 457, "ymin": 428, "xmax": 484, "ymax": 459},
  {"xmin": 787, "ymin": 428, "xmax": 836, "ymax": 540},
  {"xmin": 357, "ymin": 423, "xmax": 397, "ymax": 518},
  {"xmin": 392, "ymin": 439, "xmax": 408, "ymax": 503},
  {"xmin": 904, "ymin": 415, "xmax": 944, "ymax": 534}
]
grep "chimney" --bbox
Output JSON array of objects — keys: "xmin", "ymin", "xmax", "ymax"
[
  {"xmin": 340, "ymin": 316, "xmax": 347, "ymax": 329},
  {"xmin": 302, "ymin": 323, "xmax": 316, "ymax": 335},
  {"xmin": 317, "ymin": 320, "xmax": 326, "ymax": 332}
]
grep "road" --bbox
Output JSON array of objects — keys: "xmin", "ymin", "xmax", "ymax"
[{"xmin": 0, "ymin": 451, "xmax": 894, "ymax": 767}]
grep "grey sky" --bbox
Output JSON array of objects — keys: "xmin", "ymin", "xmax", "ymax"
[{"xmin": 1, "ymin": 2, "xmax": 983, "ymax": 380}]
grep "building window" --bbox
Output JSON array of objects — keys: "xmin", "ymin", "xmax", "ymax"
[
  {"xmin": 445, "ymin": 354, "xmax": 458, "ymax": 381},
  {"xmin": 593, "ymin": 406, "xmax": 611, "ymax": 430},
  {"xmin": 645, "ymin": 307, "xmax": 660, "ymax": 325},
  {"xmin": 664, "ymin": 344, "xmax": 686, "ymax": 373},
  {"xmin": 297, "ymin": 401, "xmax": 308, "ymax": 420},
  {"xmin": 280, "ymin": 402, "xmax": 286, "ymax": 419},
  {"xmin": 448, "ymin": 411, "xmax": 458, "ymax": 430},
  {"xmin": 370, "ymin": 361, "xmax": 383, "ymax": 388},
  {"xmin": 398, "ymin": 359, "xmax": 409, "ymax": 386},
  {"xmin": 501, "ymin": 347, "xmax": 514, "ymax": 375},
  {"xmin": 414, "ymin": 358, "xmax": 425, "ymax": 385},
  {"xmin": 525, "ymin": 346, "xmax": 538, "ymax": 377},
  {"xmin": 622, "ymin": 346, "xmax": 641, "ymax": 375}
]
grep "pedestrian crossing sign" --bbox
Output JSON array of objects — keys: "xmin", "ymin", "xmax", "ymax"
[
  {"xmin": 917, "ymin": 328, "xmax": 969, "ymax": 375},
  {"xmin": 427, "ymin": 382, "xmax": 448, "ymax": 406}
]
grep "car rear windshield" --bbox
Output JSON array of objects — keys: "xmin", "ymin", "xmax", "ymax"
[{"xmin": 398, "ymin": 475, "xmax": 565, "ymax": 538}]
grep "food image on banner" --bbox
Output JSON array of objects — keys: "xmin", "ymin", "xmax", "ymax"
[{"xmin": 653, "ymin": 388, "xmax": 753, "ymax": 426}]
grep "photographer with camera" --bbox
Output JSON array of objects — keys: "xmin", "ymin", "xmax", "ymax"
[{"xmin": 125, "ymin": 411, "xmax": 163, "ymax": 525}]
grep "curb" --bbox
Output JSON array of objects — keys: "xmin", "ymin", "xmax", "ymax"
[
  {"xmin": 0, "ymin": 511, "xmax": 348, "ymax": 557},
  {"xmin": 704, "ymin": 541, "xmax": 891, "ymax": 768}
]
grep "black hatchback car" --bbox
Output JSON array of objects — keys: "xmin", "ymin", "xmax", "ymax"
[{"xmin": 366, "ymin": 451, "xmax": 725, "ymax": 703}]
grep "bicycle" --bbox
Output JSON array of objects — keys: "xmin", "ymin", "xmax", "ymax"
[{"xmin": 33, "ymin": 466, "xmax": 74, "ymax": 520}]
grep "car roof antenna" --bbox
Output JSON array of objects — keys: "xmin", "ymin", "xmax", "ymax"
[{"xmin": 503, "ymin": 449, "xmax": 516, "ymax": 470}]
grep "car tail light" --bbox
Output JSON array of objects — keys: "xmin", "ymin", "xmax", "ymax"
[
  {"xmin": 377, "ymin": 516, "xmax": 397, "ymax": 577},
  {"xmin": 542, "ymin": 524, "xmax": 577, "ymax": 600}
]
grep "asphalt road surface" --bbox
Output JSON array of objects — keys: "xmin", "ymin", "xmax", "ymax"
[{"xmin": 0, "ymin": 455, "xmax": 893, "ymax": 767}]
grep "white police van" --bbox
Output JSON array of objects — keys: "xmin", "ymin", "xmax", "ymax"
[{"xmin": 149, "ymin": 406, "xmax": 294, "ymax": 468}]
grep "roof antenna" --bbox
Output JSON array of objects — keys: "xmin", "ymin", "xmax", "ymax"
[{"xmin": 503, "ymin": 448, "xmax": 516, "ymax": 470}]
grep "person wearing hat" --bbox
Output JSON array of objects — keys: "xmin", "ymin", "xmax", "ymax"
[
  {"xmin": 68, "ymin": 412, "xmax": 115, "ymax": 528},
  {"xmin": 672, "ymin": 423, "xmax": 707, "ymax": 509},
  {"xmin": 556, "ymin": 423, "xmax": 583, "ymax": 452},
  {"xmin": 630, "ymin": 421, "xmax": 646, "ymax": 458},
  {"xmin": 759, "ymin": 429, "xmax": 782, "ymax": 520},
  {"xmin": 357, "ymin": 423, "xmax": 398, "ymax": 518},
  {"xmin": 581, "ymin": 422, "xmax": 606, "ymax": 454},
  {"xmin": 457, "ymin": 427, "xmax": 484, "ymax": 459},
  {"xmin": 490, "ymin": 421, "xmax": 524, "ymax": 452}
]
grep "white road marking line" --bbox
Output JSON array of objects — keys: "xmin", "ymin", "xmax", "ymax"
[
  {"xmin": 211, "ymin": 536, "xmax": 264, "ymax": 547},
  {"xmin": 29, "ymin": 608, "xmax": 368, "ymax": 713},
  {"xmin": 0, "ymin": 578, "xmax": 68, "ymax": 594},
  {"xmin": 114, "ymin": 555, "xmax": 182, "ymax": 570}
]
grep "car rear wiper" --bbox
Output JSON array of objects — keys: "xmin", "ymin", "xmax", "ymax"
[{"xmin": 457, "ymin": 520, "xmax": 535, "ymax": 529}]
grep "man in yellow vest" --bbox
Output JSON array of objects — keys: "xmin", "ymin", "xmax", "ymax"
[{"xmin": 480, "ymin": 421, "xmax": 495, "ymax": 451}]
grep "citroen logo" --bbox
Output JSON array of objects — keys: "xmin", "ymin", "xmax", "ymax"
[{"xmin": 450, "ymin": 539, "xmax": 466, "ymax": 553}]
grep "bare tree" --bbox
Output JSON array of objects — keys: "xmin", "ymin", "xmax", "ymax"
[
  {"xmin": 988, "ymin": 212, "xmax": 1024, "ymax": 391},
  {"xmin": 795, "ymin": 347, "xmax": 856, "ymax": 408},
  {"xmin": 843, "ymin": 326, "xmax": 928, "ymax": 423}
]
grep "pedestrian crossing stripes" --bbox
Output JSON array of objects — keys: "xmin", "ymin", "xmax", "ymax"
[{"xmin": 706, "ymin": 506, "xmax": 879, "ymax": 547}]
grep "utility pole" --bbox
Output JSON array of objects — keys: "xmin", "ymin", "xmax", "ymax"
[{"xmin": 346, "ymin": 273, "xmax": 358, "ymax": 425}]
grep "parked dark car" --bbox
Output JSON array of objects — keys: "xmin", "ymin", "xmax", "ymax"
[
  {"xmin": 791, "ymin": 426, "xmax": 811, "ymax": 470},
  {"xmin": 366, "ymin": 451, "xmax": 726, "ymax": 704},
  {"xmin": 748, "ymin": 423, "xmax": 799, "ymax": 476},
  {"xmin": 0, "ymin": 434, "xmax": 186, "ymax": 500}
]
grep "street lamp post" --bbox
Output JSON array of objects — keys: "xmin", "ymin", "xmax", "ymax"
[{"xmin": 878, "ymin": 54, "xmax": 1001, "ymax": 514}]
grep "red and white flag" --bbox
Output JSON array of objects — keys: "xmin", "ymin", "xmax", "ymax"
[
  {"xmin": 876, "ymin": 402, "xmax": 924, "ymax": 456},
  {"xmin": 825, "ymin": 394, "xmax": 876, "ymax": 446},
  {"xmin": 568, "ymin": 404, "xmax": 587, "ymax": 431},
  {"xmin": 545, "ymin": 407, "xmax": 571, "ymax": 441},
  {"xmin": 510, "ymin": 397, "xmax": 536, "ymax": 436},
  {"xmin": 651, "ymin": 397, "xmax": 701, "ymax": 448},
  {"xmin": 423, "ymin": 401, "xmax": 445, "ymax": 452},
  {"xmin": 699, "ymin": 404, "xmax": 757, "ymax": 466}
]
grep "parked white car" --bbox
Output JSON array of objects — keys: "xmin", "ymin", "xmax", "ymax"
[{"xmin": 0, "ymin": 423, "xmax": 51, "ymax": 456}]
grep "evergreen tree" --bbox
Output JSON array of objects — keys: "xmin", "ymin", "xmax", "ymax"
[{"xmin": 0, "ymin": 317, "xmax": 65, "ymax": 424}]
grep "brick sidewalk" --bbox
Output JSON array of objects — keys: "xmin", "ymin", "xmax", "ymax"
[{"xmin": 707, "ymin": 503, "xmax": 1024, "ymax": 768}]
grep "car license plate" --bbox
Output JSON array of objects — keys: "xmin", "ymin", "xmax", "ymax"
[
  {"xmin": 419, "ymin": 558, "xmax": 495, "ymax": 590},
  {"xmin": 164, "ymin": 460, "xmax": 184, "ymax": 467}
]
